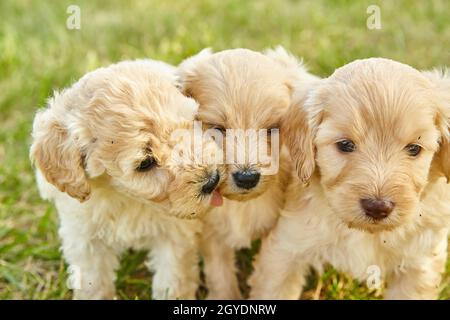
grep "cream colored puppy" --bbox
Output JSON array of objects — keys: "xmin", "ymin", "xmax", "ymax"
[
  {"xmin": 179, "ymin": 47, "xmax": 317, "ymax": 299},
  {"xmin": 250, "ymin": 58, "xmax": 450, "ymax": 300},
  {"xmin": 30, "ymin": 60, "xmax": 224, "ymax": 299}
]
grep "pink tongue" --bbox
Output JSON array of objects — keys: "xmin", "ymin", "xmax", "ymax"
[{"xmin": 210, "ymin": 190, "xmax": 223, "ymax": 207}]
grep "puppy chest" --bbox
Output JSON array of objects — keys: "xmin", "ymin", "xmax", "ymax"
[
  {"xmin": 87, "ymin": 206, "xmax": 176, "ymax": 249},
  {"xmin": 211, "ymin": 198, "xmax": 279, "ymax": 248}
]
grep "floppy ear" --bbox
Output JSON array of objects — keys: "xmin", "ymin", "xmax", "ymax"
[
  {"xmin": 437, "ymin": 135, "xmax": 450, "ymax": 182},
  {"xmin": 30, "ymin": 96, "xmax": 91, "ymax": 202},
  {"xmin": 178, "ymin": 48, "xmax": 213, "ymax": 95},
  {"xmin": 423, "ymin": 68, "xmax": 450, "ymax": 181},
  {"xmin": 282, "ymin": 90, "xmax": 321, "ymax": 183}
]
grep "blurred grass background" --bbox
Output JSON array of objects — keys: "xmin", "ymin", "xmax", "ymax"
[{"xmin": 0, "ymin": 0, "xmax": 449, "ymax": 299}]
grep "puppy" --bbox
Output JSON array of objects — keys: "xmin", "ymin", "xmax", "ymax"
[
  {"xmin": 178, "ymin": 47, "xmax": 317, "ymax": 299},
  {"xmin": 30, "ymin": 60, "xmax": 224, "ymax": 299},
  {"xmin": 249, "ymin": 58, "xmax": 450, "ymax": 300}
]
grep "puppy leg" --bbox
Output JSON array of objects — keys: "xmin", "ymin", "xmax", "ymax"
[
  {"xmin": 385, "ymin": 239, "xmax": 447, "ymax": 300},
  {"xmin": 149, "ymin": 238, "xmax": 199, "ymax": 300},
  {"xmin": 62, "ymin": 235, "xmax": 119, "ymax": 300},
  {"xmin": 249, "ymin": 231, "xmax": 306, "ymax": 300},
  {"xmin": 201, "ymin": 235, "xmax": 242, "ymax": 300}
]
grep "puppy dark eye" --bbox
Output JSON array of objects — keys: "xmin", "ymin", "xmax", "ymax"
[
  {"xmin": 212, "ymin": 125, "xmax": 226, "ymax": 134},
  {"xmin": 336, "ymin": 139, "xmax": 356, "ymax": 153},
  {"xmin": 136, "ymin": 156, "xmax": 157, "ymax": 172},
  {"xmin": 405, "ymin": 144, "xmax": 422, "ymax": 157}
]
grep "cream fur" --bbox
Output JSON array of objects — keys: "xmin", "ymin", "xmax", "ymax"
[
  {"xmin": 179, "ymin": 47, "xmax": 317, "ymax": 299},
  {"xmin": 30, "ymin": 59, "xmax": 224, "ymax": 299},
  {"xmin": 250, "ymin": 58, "xmax": 450, "ymax": 300}
]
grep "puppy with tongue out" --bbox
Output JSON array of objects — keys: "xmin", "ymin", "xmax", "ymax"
[
  {"xmin": 178, "ymin": 47, "xmax": 316, "ymax": 299},
  {"xmin": 31, "ymin": 59, "xmax": 228, "ymax": 300}
]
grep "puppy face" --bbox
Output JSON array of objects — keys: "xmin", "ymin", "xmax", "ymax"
[
  {"xmin": 31, "ymin": 61, "xmax": 224, "ymax": 218},
  {"xmin": 286, "ymin": 58, "xmax": 449, "ymax": 232},
  {"xmin": 179, "ymin": 48, "xmax": 298, "ymax": 201}
]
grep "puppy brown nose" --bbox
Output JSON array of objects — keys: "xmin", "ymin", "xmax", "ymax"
[
  {"xmin": 360, "ymin": 198, "xmax": 395, "ymax": 220},
  {"xmin": 233, "ymin": 170, "xmax": 260, "ymax": 190},
  {"xmin": 201, "ymin": 170, "xmax": 220, "ymax": 194}
]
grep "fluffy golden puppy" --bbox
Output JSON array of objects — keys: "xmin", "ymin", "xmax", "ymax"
[
  {"xmin": 250, "ymin": 58, "xmax": 450, "ymax": 300},
  {"xmin": 30, "ymin": 60, "xmax": 224, "ymax": 299},
  {"xmin": 179, "ymin": 47, "xmax": 317, "ymax": 299}
]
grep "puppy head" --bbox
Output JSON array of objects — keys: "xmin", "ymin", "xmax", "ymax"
[
  {"xmin": 31, "ymin": 60, "xmax": 224, "ymax": 218},
  {"xmin": 179, "ymin": 47, "xmax": 309, "ymax": 201},
  {"xmin": 285, "ymin": 58, "xmax": 449, "ymax": 232}
]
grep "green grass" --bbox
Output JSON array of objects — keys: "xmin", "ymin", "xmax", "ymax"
[{"xmin": 0, "ymin": 0, "xmax": 449, "ymax": 299}]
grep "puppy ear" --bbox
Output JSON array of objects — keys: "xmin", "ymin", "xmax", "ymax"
[
  {"xmin": 263, "ymin": 46, "xmax": 319, "ymax": 95},
  {"xmin": 263, "ymin": 46, "xmax": 304, "ymax": 70},
  {"xmin": 282, "ymin": 89, "xmax": 321, "ymax": 183},
  {"xmin": 30, "ymin": 95, "xmax": 91, "ymax": 202},
  {"xmin": 437, "ymin": 135, "xmax": 450, "ymax": 182},
  {"xmin": 423, "ymin": 68, "xmax": 450, "ymax": 181},
  {"xmin": 178, "ymin": 48, "xmax": 213, "ymax": 94}
]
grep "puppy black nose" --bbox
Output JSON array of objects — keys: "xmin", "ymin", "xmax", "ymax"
[
  {"xmin": 233, "ymin": 170, "xmax": 261, "ymax": 190},
  {"xmin": 360, "ymin": 198, "xmax": 395, "ymax": 220},
  {"xmin": 201, "ymin": 170, "xmax": 220, "ymax": 194}
]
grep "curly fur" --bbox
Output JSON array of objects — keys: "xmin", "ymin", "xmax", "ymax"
[
  {"xmin": 250, "ymin": 58, "xmax": 450, "ymax": 300},
  {"xmin": 179, "ymin": 47, "xmax": 317, "ymax": 299},
  {"xmin": 30, "ymin": 59, "xmax": 224, "ymax": 299}
]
